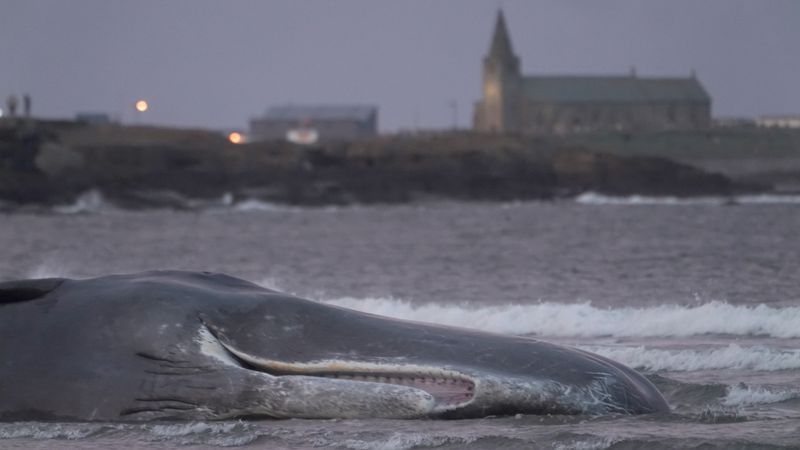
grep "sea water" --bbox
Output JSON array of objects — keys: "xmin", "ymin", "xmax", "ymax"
[{"xmin": 1, "ymin": 195, "xmax": 799, "ymax": 449}]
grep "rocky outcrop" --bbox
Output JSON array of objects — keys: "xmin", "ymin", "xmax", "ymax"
[
  {"xmin": 0, "ymin": 120, "xmax": 753, "ymax": 208},
  {"xmin": 550, "ymin": 149, "xmax": 734, "ymax": 197}
]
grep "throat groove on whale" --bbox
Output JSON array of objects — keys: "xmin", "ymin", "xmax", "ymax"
[{"xmin": 207, "ymin": 327, "xmax": 476, "ymax": 408}]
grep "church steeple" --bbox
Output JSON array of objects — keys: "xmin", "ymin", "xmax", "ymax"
[
  {"xmin": 476, "ymin": 8, "xmax": 521, "ymax": 133},
  {"xmin": 488, "ymin": 9, "xmax": 516, "ymax": 62}
]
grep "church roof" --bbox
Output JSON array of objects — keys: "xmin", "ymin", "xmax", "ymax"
[
  {"xmin": 487, "ymin": 9, "xmax": 516, "ymax": 61},
  {"xmin": 523, "ymin": 75, "xmax": 710, "ymax": 103},
  {"xmin": 261, "ymin": 105, "xmax": 377, "ymax": 121}
]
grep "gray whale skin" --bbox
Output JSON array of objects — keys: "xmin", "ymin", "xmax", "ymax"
[{"xmin": 0, "ymin": 271, "xmax": 669, "ymax": 421}]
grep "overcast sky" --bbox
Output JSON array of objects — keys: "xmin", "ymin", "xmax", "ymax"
[{"xmin": 1, "ymin": 0, "xmax": 798, "ymax": 132}]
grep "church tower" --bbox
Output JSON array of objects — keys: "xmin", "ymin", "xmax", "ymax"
[{"xmin": 475, "ymin": 9, "xmax": 522, "ymax": 132}]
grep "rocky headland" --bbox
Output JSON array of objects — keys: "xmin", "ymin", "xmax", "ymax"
[{"xmin": 0, "ymin": 120, "xmax": 769, "ymax": 210}]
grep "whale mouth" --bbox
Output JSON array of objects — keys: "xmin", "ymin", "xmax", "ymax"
[
  {"xmin": 228, "ymin": 348, "xmax": 476, "ymax": 408},
  {"xmin": 204, "ymin": 328, "xmax": 475, "ymax": 408},
  {"xmin": 293, "ymin": 372, "xmax": 474, "ymax": 408}
]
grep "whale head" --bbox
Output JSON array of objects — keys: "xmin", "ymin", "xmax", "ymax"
[{"xmin": 0, "ymin": 271, "xmax": 668, "ymax": 421}]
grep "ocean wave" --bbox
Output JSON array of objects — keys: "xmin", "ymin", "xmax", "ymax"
[
  {"xmin": 342, "ymin": 433, "xmax": 478, "ymax": 450},
  {"xmin": 696, "ymin": 406, "xmax": 748, "ymax": 423},
  {"xmin": 0, "ymin": 421, "xmax": 257, "ymax": 446},
  {"xmin": 53, "ymin": 189, "xmax": 111, "ymax": 214},
  {"xmin": 736, "ymin": 194, "xmax": 800, "ymax": 204},
  {"xmin": 723, "ymin": 385, "xmax": 800, "ymax": 406},
  {"xmin": 575, "ymin": 192, "xmax": 800, "ymax": 206},
  {"xmin": 52, "ymin": 189, "xmax": 235, "ymax": 214},
  {"xmin": 148, "ymin": 422, "xmax": 244, "ymax": 437},
  {"xmin": 231, "ymin": 199, "xmax": 294, "ymax": 212},
  {"xmin": 575, "ymin": 192, "xmax": 724, "ymax": 206},
  {"xmin": 147, "ymin": 421, "xmax": 257, "ymax": 447},
  {"xmin": 321, "ymin": 298, "xmax": 800, "ymax": 338},
  {"xmin": 578, "ymin": 345, "xmax": 800, "ymax": 372},
  {"xmin": 554, "ymin": 438, "xmax": 617, "ymax": 450},
  {"xmin": 0, "ymin": 422, "xmax": 111, "ymax": 440}
]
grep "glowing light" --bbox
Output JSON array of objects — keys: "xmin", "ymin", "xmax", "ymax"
[
  {"xmin": 135, "ymin": 100, "xmax": 149, "ymax": 112},
  {"xmin": 228, "ymin": 132, "xmax": 243, "ymax": 144},
  {"xmin": 286, "ymin": 128, "xmax": 318, "ymax": 145}
]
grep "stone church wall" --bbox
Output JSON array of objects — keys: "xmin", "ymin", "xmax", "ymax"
[{"xmin": 517, "ymin": 101, "xmax": 711, "ymax": 135}]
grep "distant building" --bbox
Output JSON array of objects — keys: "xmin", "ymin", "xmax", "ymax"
[
  {"xmin": 756, "ymin": 115, "xmax": 800, "ymax": 129},
  {"xmin": 713, "ymin": 117, "xmax": 756, "ymax": 128},
  {"xmin": 75, "ymin": 112, "xmax": 114, "ymax": 125},
  {"xmin": 249, "ymin": 105, "xmax": 378, "ymax": 142},
  {"xmin": 473, "ymin": 10, "xmax": 712, "ymax": 134}
]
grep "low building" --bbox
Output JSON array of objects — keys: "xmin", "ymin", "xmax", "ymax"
[
  {"xmin": 249, "ymin": 105, "xmax": 378, "ymax": 142},
  {"xmin": 756, "ymin": 115, "xmax": 800, "ymax": 129},
  {"xmin": 713, "ymin": 117, "xmax": 756, "ymax": 128},
  {"xmin": 75, "ymin": 112, "xmax": 114, "ymax": 125},
  {"xmin": 474, "ymin": 10, "xmax": 712, "ymax": 134}
]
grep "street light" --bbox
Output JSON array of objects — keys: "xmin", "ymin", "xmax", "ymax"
[
  {"xmin": 228, "ymin": 132, "xmax": 244, "ymax": 144},
  {"xmin": 135, "ymin": 100, "xmax": 149, "ymax": 113}
]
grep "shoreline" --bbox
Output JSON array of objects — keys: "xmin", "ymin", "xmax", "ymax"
[
  {"xmin": 0, "ymin": 119, "xmax": 784, "ymax": 209},
  {"xmin": 7, "ymin": 189, "xmax": 797, "ymax": 216}
]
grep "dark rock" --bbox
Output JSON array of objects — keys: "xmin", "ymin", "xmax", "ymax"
[{"xmin": 0, "ymin": 121, "xmax": 765, "ymax": 208}]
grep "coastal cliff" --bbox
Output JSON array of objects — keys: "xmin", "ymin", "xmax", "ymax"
[{"xmin": 0, "ymin": 120, "xmax": 750, "ymax": 208}]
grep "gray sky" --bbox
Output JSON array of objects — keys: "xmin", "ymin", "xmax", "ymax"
[{"xmin": 1, "ymin": 0, "xmax": 798, "ymax": 132}]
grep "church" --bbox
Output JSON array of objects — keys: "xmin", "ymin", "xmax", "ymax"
[{"xmin": 473, "ymin": 10, "xmax": 712, "ymax": 134}]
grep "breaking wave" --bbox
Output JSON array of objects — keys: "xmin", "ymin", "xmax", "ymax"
[
  {"xmin": 723, "ymin": 385, "xmax": 800, "ymax": 406},
  {"xmin": 575, "ymin": 192, "xmax": 724, "ymax": 206},
  {"xmin": 0, "ymin": 422, "xmax": 111, "ymax": 440},
  {"xmin": 147, "ymin": 421, "xmax": 257, "ymax": 447},
  {"xmin": 736, "ymin": 194, "xmax": 800, "ymax": 204},
  {"xmin": 48, "ymin": 189, "xmax": 335, "ymax": 214},
  {"xmin": 578, "ymin": 344, "xmax": 800, "ymax": 372},
  {"xmin": 231, "ymin": 199, "xmax": 291, "ymax": 212},
  {"xmin": 42, "ymin": 190, "xmax": 800, "ymax": 214},
  {"xmin": 575, "ymin": 192, "xmax": 800, "ymax": 206},
  {"xmin": 54, "ymin": 189, "xmax": 111, "ymax": 214},
  {"xmin": 321, "ymin": 298, "xmax": 800, "ymax": 338}
]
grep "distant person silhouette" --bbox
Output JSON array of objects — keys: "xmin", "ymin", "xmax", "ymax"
[
  {"xmin": 6, "ymin": 95, "xmax": 18, "ymax": 117},
  {"xmin": 23, "ymin": 94, "xmax": 31, "ymax": 117}
]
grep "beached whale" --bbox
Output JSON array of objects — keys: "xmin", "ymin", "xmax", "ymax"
[{"xmin": 0, "ymin": 271, "xmax": 668, "ymax": 421}]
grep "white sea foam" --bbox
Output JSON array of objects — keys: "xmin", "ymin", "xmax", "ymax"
[
  {"xmin": 231, "ymin": 199, "xmax": 347, "ymax": 213},
  {"xmin": 232, "ymin": 199, "xmax": 290, "ymax": 212},
  {"xmin": 723, "ymin": 385, "xmax": 800, "ymax": 406},
  {"xmin": 321, "ymin": 298, "xmax": 800, "ymax": 338},
  {"xmin": 148, "ymin": 421, "xmax": 244, "ymax": 437},
  {"xmin": 737, "ymin": 194, "xmax": 800, "ymax": 204},
  {"xmin": 0, "ymin": 422, "xmax": 109, "ymax": 440},
  {"xmin": 342, "ymin": 433, "xmax": 477, "ymax": 450},
  {"xmin": 53, "ymin": 189, "xmax": 111, "ymax": 214},
  {"xmin": 554, "ymin": 438, "xmax": 617, "ymax": 450},
  {"xmin": 578, "ymin": 345, "xmax": 800, "ymax": 372},
  {"xmin": 575, "ymin": 192, "xmax": 724, "ymax": 206},
  {"xmin": 576, "ymin": 192, "xmax": 800, "ymax": 206},
  {"xmin": 220, "ymin": 192, "xmax": 234, "ymax": 206},
  {"xmin": 147, "ymin": 421, "xmax": 257, "ymax": 447}
]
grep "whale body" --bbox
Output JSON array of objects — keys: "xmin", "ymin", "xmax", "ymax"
[{"xmin": 0, "ymin": 271, "xmax": 669, "ymax": 421}]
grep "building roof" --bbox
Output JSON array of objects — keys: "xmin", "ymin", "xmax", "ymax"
[
  {"xmin": 488, "ymin": 9, "xmax": 516, "ymax": 61},
  {"xmin": 260, "ymin": 105, "xmax": 377, "ymax": 122},
  {"xmin": 523, "ymin": 75, "xmax": 711, "ymax": 103}
]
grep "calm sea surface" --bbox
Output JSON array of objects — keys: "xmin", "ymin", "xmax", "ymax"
[{"xmin": 1, "ymin": 194, "xmax": 799, "ymax": 449}]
